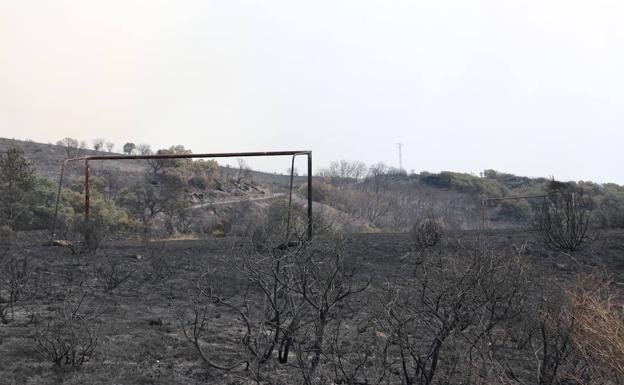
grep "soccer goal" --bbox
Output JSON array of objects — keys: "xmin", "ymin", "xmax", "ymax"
[{"xmin": 50, "ymin": 150, "xmax": 313, "ymax": 242}]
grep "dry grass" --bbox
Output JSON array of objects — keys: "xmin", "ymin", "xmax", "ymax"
[
  {"xmin": 161, "ymin": 234, "xmax": 200, "ymax": 241},
  {"xmin": 567, "ymin": 274, "xmax": 624, "ymax": 378}
]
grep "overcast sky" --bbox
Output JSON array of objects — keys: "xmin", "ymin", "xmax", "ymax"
[{"xmin": 1, "ymin": 0, "xmax": 623, "ymax": 183}]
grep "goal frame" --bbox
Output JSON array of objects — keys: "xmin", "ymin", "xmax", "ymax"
[{"xmin": 51, "ymin": 150, "xmax": 313, "ymax": 241}]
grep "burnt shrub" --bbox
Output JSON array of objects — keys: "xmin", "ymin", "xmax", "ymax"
[
  {"xmin": 537, "ymin": 185, "xmax": 594, "ymax": 251},
  {"xmin": 410, "ymin": 216, "xmax": 443, "ymax": 249},
  {"xmin": 33, "ymin": 290, "xmax": 100, "ymax": 369}
]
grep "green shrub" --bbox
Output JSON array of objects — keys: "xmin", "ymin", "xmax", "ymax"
[
  {"xmin": 298, "ymin": 181, "xmax": 333, "ymax": 203},
  {"xmin": 497, "ymin": 200, "xmax": 533, "ymax": 223},
  {"xmin": 0, "ymin": 146, "xmax": 36, "ymax": 229}
]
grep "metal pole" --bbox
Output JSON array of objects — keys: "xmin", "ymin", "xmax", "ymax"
[
  {"xmin": 285, "ymin": 154, "xmax": 296, "ymax": 243},
  {"xmin": 85, "ymin": 160, "xmax": 90, "ymax": 220},
  {"xmin": 307, "ymin": 153, "xmax": 313, "ymax": 240},
  {"xmin": 481, "ymin": 199, "xmax": 487, "ymax": 230},
  {"xmin": 50, "ymin": 160, "xmax": 67, "ymax": 244}
]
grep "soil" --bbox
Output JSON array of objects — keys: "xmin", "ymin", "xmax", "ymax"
[{"xmin": 0, "ymin": 228, "xmax": 622, "ymax": 385}]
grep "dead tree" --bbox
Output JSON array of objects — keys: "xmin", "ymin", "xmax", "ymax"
[
  {"xmin": 325, "ymin": 318, "xmax": 390, "ymax": 385},
  {"xmin": 231, "ymin": 230, "xmax": 368, "ymax": 385},
  {"xmin": 56, "ymin": 137, "xmax": 83, "ymax": 159},
  {"xmin": 288, "ymin": 233, "xmax": 368, "ymax": 382},
  {"xmin": 537, "ymin": 187, "xmax": 594, "ymax": 252},
  {"xmin": 235, "ymin": 158, "xmax": 252, "ymax": 186},
  {"xmin": 375, "ymin": 240, "xmax": 529, "ymax": 385},
  {"xmin": 234, "ymin": 237, "xmax": 310, "ymax": 364}
]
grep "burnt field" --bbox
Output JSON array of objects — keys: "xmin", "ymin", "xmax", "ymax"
[{"xmin": 1, "ymin": 228, "xmax": 623, "ymax": 385}]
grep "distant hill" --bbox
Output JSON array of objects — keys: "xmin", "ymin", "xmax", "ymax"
[
  {"xmin": 3, "ymin": 137, "xmax": 623, "ymax": 232},
  {"xmin": 0, "ymin": 137, "xmax": 306, "ymax": 190},
  {"xmin": 0, "ymin": 137, "xmax": 146, "ymax": 182}
]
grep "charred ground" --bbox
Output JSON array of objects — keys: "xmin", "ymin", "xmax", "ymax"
[{"xmin": 0, "ymin": 228, "xmax": 622, "ymax": 385}]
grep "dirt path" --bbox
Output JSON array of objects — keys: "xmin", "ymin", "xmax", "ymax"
[{"xmin": 190, "ymin": 192, "xmax": 285, "ymax": 209}]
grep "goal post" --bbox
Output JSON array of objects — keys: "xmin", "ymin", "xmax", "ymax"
[{"xmin": 51, "ymin": 150, "xmax": 313, "ymax": 241}]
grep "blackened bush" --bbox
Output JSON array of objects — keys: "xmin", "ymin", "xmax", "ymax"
[
  {"xmin": 94, "ymin": 257, "xmax": 134, "ymax": 293},
  {"xmin": 537, "ymin": 188, "xmax": 594, "ymax": 252},
  {"xmin": 410, "ymin": 217, "xmax": 443, "ymax": 249},
  {"xmin": 0, "ymin": 255, "xmax": 38, "ymax": 324},
  {"xmin": 33, "ymin": 290, "xmax": 100, "ymax": 369}
]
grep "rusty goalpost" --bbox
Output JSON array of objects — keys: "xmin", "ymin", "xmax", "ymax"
[{"xmin": 50, "ymin": 150, "xmax": 313, "ymax": 242}]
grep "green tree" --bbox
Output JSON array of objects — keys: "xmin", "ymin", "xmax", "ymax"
[
  {"xmin": 0, "ymin": 147, "xmax": 36, "ymax": 229},
  {"xmin": 123, "ymin": 142, "xmax": 136, "ymax": 155}
]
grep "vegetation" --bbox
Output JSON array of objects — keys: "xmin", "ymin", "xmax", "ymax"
[
  {"xmin": 311, "ymin": 160, "xmax": 624, "ymax": 231},
  {"xmin": 537, "ymin": 182, "xmax": 595, "ymax": 251},
  {"xmin": 567, "ymin": 274, "xmax": 624, "ymax": 379},
  {"xmin": 0, "ymin": 255, "xmax": 38, "ymax": 324},
  {"xmin": 122, "ymin": 142, "xmax": 136, "ymax": 155},
  {"xmin": 4, "ymin": 139, "xmax": 624, "ymax": 236},
  {"xmin": 1, "ymin": 142, "xmax": 221, "ymax": 240},
  {"xmin": 410, "ymin": 216, "xmax": 443, "ymax": 249},
  {"xmin": 92, "ymin": 138, "xmax": 104, "ymax": 152},
  {"xmin": 168, "ymin": 231, "xmax": 624, "ymax": 385},
  {"xmin": 33, "ymin": 290, "xmax": 100, "ymax": 369},
  {"xmin": 56, "ymin": 137, "xmax": 85, "ymax": 158},
  {"xmin": 0, "ymin": 139, "xmax": 623, "ymax": 384},
  {"xmin": 0, "ymin": 147, "xmax": 36, "ymax": 230}
]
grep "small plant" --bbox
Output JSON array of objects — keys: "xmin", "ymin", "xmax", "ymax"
[
  {"xmin": 33, "ymin": 290, "xmax": 100, "ymax": 369},
  {"xmin": 410, "ymin": 216, "xmax": 443, "ymax": 249},
  {"xmin": 0, "ymin": 256, "xmax": 38, "ymax": 324},
  {"xmin": 143, "ymin": 242, "xmax": 172, "ymax": 283},
  {"xmin": 211, "ymin": 228, "xmax": 225, "ymax": 238},
  {"xmin": 94, "ymin": 257, "xmax": 134, "ymax": 293},
  {"xmin": 176, "ymin": 279, "xmax": 249, "ymax": 371}
]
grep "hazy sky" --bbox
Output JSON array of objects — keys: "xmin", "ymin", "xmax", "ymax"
[{"xmin": 1, "ymin": 1, "xmax": 623, "ymax": 183}]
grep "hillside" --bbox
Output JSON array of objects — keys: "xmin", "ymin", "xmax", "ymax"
[
  {"xmin": 3, "ymin": 137, "xmax": 624, "ymax": 233},
  {"xmin": 0, "ymin": 137, "xmax": 304, "ymax": 190},
  {"xmin": 0, "ymin": 137, "xmax": 371, "ymax": 235},
  {"xmin": 2, "ymin": 139, "xmax": 624, "ymax": 385}
]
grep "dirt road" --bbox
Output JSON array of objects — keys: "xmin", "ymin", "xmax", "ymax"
[{"xmin": 190, "ymin": 192, "xmax": 285, "ymax": 209}]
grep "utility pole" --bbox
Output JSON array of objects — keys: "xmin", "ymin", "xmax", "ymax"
[{"xmin": 396, "ymin": 142, "xmax": 403, "ymax": 171}]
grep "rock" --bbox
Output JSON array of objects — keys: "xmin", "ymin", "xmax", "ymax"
[{"xmin": 51, "ymin": 239, "xmax": 73, "ymax": 248}]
